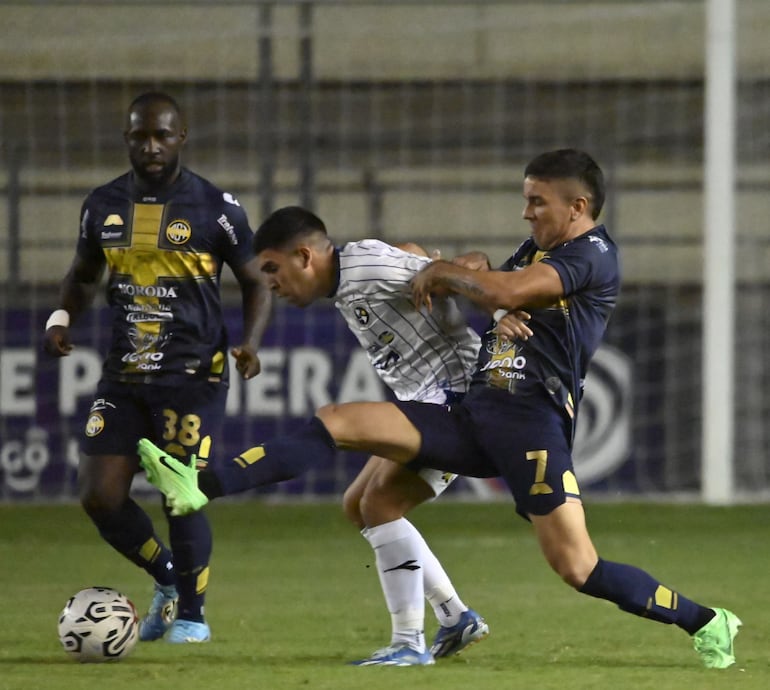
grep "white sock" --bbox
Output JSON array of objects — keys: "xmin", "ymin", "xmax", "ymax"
[
  {"xmin": 363, "ymin": 518, "xmax": 426, "ymax": 652},
  {"xmin": 397, "ymin": 519, "xmax": 468, "ymax": 627}
]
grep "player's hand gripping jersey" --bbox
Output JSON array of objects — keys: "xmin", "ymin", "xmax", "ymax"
[{"xmin": 76, "ymin": 169, "xmax": 255, "ymax": 385}]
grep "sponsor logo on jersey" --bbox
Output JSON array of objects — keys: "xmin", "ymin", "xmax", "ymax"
[
  {"xmin": 85, "ymin": 412, "xmax": 105, "ymax": 437},
  {"xmin": 121, "ymin": 351, "xmax": 165, "ymax": 364},
  {"xmin": 479, "ymin": 353, "xmax": 527, "ymax": 380},
  {"xmin": 480, "ymin": 333, "xmax": 527, "ymax": 387},
  {"xmin": 101, "ymin": 231, "xmax": 124, "ymax": 240},
  {"xmin": 166, "ymin": 219, "xmax": 192, "ymax": 245},
  {"xmin": 223, "ymin": 192, "xmax": 240, "ymax": 207},
  {"xmin": 127, "ymin": 328, "xmax": 171, "ymax": 353},
  {"xmin": 217, "ymin": 214, "xmax": 239, "ymax": 245},
  {"xmin": 484, "ymin": 331, "xmax": 515, "ymax": 355},
  {"xmin": 126, "ymin": 312, "xmax": 173, "ymax": 323},
  {"xmin": 125, "ymin": 303, "xmax": 172, "ymax": 315},
  {"xmin": 117, "ymin": 283, "xmax": 179, "ymax": 298},
  {"xmin": 104, "ymin": 214, "xmax": 124, "ymax": 226}
]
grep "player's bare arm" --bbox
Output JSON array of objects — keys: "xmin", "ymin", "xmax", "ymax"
[
  {"xmin": 43, "ymin": 253, "xmax": 105, "ymax": 357},
  {"xmin": 230, "ymin": 256, "xmax": 273, "ymax": 379},
  {"xmin": 411, "ymin": 258, "xmax": 563, "ymax": 314}
]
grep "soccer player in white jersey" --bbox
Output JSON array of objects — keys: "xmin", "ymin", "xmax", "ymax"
[{"xmin": 249, "ymin": 206, "xmax": 526, "ymax": 665}]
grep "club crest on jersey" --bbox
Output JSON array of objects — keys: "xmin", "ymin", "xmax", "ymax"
[
  {"xmin": 354, "ymin": 306, "xmax": 370, "ymax": 325},
  {"xmin": 166, "ymin": 219, "xmax": 192, "ymax": 245},
  {"xmin": 85, "ymin": 412, "xmax": 105, "ymax": 437}
]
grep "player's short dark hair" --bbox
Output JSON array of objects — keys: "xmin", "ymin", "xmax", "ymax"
[
  {"xmin": 128, "ymin": 91, "xmax": 183, "ymax": 119},
  {"xmin": 524, "ymin": 149, "xmax": 605, "ymax": 220},
  {"xmin": 254, "ymin": 206, "xmax": 327, "ymax": 255}
]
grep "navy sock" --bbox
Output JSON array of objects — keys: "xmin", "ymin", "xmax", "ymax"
[
  {"xmin": 203, "ymin": 417, "xmax": 336, "ymax": 497},
  {"xmin": 92, "ymin": 499, "xmax": 175, "ymax": 586},
  {"xmin": 579, "ymin": 558, "xmax": 715, "ymax": 635},
  {"xmin": 166, "ymin": 508, "xmax": 212, "ymax": 623}
]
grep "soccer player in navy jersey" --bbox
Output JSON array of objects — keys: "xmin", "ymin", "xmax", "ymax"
[
  {"xmin": 43, "ymin": 92, "xmax": 271, "ymax": 643},
  {"xmin": 139, "ymin": 149, "xmax": 740, "ymax": 668}
]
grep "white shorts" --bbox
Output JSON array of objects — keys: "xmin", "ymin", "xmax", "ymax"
[
  {"xmin": 418, "ymin": 467, "xmax": 458, "ymax": 498},
  {"xmin": 412, "ymin": 387, "xmax": 461, "ymax": 497}
]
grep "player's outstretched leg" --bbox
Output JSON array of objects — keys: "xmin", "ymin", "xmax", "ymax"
[
  {"xmin": 430, "ymin": 609, "xmax": 489, "ymax": 658},
  {"xmin": 137, "ymin": 439, "xmax": 209, "ymax": 514},
  {"xmin": 692, "ymin": 608, "xmax": 742, "ymax": 669}
]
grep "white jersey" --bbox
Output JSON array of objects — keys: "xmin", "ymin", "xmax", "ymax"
[{"xmin": 333, "ymin": 239, "xmax": 480, "ymax": 401}]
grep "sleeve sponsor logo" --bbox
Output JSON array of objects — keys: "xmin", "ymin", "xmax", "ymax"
[
  {"xmin": 217, "ymin": 214, "xmax": 239, "ymax": 245},
  {"xmin": 588, "ymin": 235, "xmax": 609, "ymax": 253}
]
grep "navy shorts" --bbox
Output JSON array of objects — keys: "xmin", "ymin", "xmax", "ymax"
[
  {"xmin": 397, "ymin": 386, "xmax": 581, "ymax": 518},
  {"xmin": 81, "ymin": 379, "xmax": 228, "ymax": 461}
]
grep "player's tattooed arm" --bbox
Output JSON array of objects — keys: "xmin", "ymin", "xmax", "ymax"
[
  {"xmin": 411, "ymin": 258, "xmax": 563, "ymax": 314},
  {"xmin": 410, "ymin": 260, "xmax": 487, "ymax": 312}
]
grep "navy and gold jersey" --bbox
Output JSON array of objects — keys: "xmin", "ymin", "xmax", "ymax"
[
  {"xmin": 76, "ymin": 168, "xmax": 255, "ymax": 385},
  {"xmin": 472, "ymin": 224, "xmax": 620, "ymax": 420}
]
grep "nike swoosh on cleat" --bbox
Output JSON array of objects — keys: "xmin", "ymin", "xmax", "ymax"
[{"xmin": 158, "ymin": 456, "xmax": 185, "ymax": 477}]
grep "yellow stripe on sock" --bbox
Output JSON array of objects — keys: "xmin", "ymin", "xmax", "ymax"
[
  {"xmin": 139, "ymin": 537, "xmax": 161, "ymax": 563},
  {"xmin": 196, "ymin": 567, "xmax": 210, "ymax": 595}
]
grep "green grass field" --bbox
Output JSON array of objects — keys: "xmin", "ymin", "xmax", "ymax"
[{"xmin": 0, "ymin": 500, "xmax": 766, "ymax": 690}]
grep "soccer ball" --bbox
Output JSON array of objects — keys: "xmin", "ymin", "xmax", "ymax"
[{"xmin": 57, "ymin": 587, "xmax": 139, "ymax": 662}]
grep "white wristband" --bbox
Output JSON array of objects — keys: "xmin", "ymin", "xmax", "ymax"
[
  {"xmin": 45, "ymin": 309, "xmax": 70, "ymax": 330},
  {"xmin": 493, "ymin": 308, "xmax": 508, "ymax": 323}
]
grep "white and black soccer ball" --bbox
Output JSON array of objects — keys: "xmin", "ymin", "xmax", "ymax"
[{"xmin": 57, "ymin": 587, "xmax": 139, "ymax": 662}]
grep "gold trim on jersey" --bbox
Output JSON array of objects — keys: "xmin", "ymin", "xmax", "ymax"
[
  {"xmin": 532, "ymin": 249, "xmax": 569, "ymax": 312},
  {"xmin": 102, "ymin": 202, "xmax": 217, "ymax": 375}
]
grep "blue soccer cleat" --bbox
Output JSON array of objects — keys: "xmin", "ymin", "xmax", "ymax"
[
  {"xmin": 349, "ymin": 644, "xmax": 435, "ymax": 666},
  {"xmin": 167, "ymin": 618, "xmax": 211, "ymax": 644},
  {"xmin": 429, "ymin": 608, "xmax": 489, "ymax": 658},
  {"xmin": 138, "ymin": 582, "xmax": 178, "ymax": 642}
]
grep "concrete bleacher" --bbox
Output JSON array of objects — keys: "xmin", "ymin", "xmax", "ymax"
[
  {"xmin": 1, "ymin": 1, "xmax": 769, "ymax": 287},
  {"xmin": 3, "ymin": 160, "xmax": 770, "ymax": 286}
]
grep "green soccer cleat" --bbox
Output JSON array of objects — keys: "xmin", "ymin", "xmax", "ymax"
[
  {"xmin": 137, "ymin": 438, "xmax": 209, "ymax": 515},
  {"xmin": 692, "ymin": 607, "xmax": 742, "ymax": 669}
]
